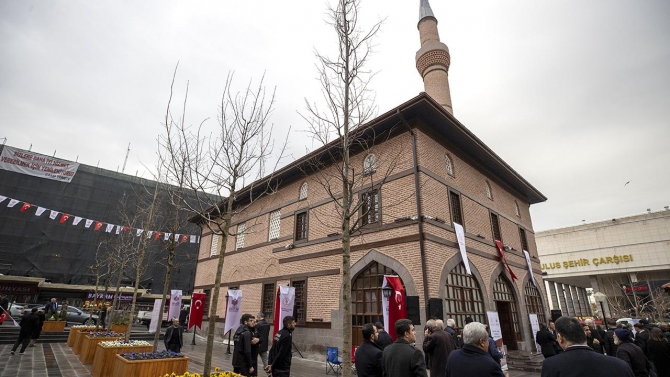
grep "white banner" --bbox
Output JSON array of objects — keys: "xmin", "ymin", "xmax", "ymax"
[
  {"xmin": 529, "ymin": 313, "xmax": 541, "ymax": 353},
  {"xmin": 0, "ymin": 146, "xmax": 79, "ymax": 182},
  {"xmin": 168, "ymin": 290, "xmax": 182, "ymax": 322},
  {"xmin": 454, "ymin": 222, "xmax": 471, "ymax": 274},
  {"xmin": 49, "ymin": 210, "xmax": 58, "ymax": 220},
  {"xmin": 523, "ymin": 250, "xmax": 537, "ymax": 287},
  {"xmin": 487, "ymin": 311, "xmax": 503, "ymax": 342},
  {"xmin": 85, "ymin": 219, "xmax": 93, "ymax": 228},
  {"xmin": 277, "ymin": 286, "xmax": 295, "ymax": 332},
  {"xmin": 149, "ymin": 298, "xmax": 163, "ymax": 334},
  {"xmin": 224, "ymin": 289, "xmax": 243, "ymax": 335},
  {"xmin": 7, "ymin": 199, "xmax": 19, "ymax": 208},
  {"xmin": 73, "ymin": 216, "xmax": 83, "ymax": 226}
]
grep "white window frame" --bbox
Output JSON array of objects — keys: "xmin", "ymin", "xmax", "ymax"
[
  {"xmin": 485, "ymin": 181, "xmax": 493, "ymax": 200},
  {"xmin": 446, "ymin": 154, "xmax": 454, "ymax": 177},
  {"xmin": 299, "ymin": 183, "xmax": 308, "ymax": 200},
  {"xmin": 268, "ymin": 210, "xmax": 281, "ymax": 241},
  {"xmin": 236, "ymin": 222, "xmax": 246, "ymax": 250},
  {"xmin": 363, "ymin": 154, "xmax": 377, "ymax": 175},
  {"xmin": 209, "ymin": 234, "xmax": 220, "ymax": 256}
]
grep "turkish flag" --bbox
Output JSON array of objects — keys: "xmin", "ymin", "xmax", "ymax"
[
  {"xmin": 382, "ymin": 275, "xmax": 406, "ymax": 341},
  {"xmin": 20, "ymin": 203, "xmax": 32, "ymax": 212},
  {"xmin": 495, "ymin": 240, "xmax": 517, "ymax": 282},
  {"xmin": 181, "ymin": 234, "xmax": 188, "ymax": 243},
  {"xmin": 0, "ymin": 309, "xmax": 8, "ymax": 324},
  {"xmin": 60, "ymin": 213, "xmax": 71, "ymax": 224},
  {"xmin": 188, "ymin": 292, "xmax": 206, "ymax": 330},
  {"xmin": 123, "ymin": 226, "xmax": 130, "ymax": 232},
  {"xmin": 154, "ymin": 232, "xmax": 162, "ymax": 241},
  {"xmin": 94, "ymin": 221, "xmax": 104, "ymax": 231}
]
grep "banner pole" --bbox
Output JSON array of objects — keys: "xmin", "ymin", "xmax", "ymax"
[
  {"xmin": 226, "ymin": 330, "xmax": 232, "ymax": 354},
  {"xmin": 191, "ymin": 326, "xmax": 196, "ymax": 345}
]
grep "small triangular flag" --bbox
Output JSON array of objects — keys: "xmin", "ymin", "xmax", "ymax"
[
  {"xmin": 105, "ymin": 224, "xmax": 114, "ymax": 233},
  {"xmin": 136, "ymin": 229, "xmax": 143, "ymax": 237},
  {"xmin": 94, "ymin": 222, "xmax": 104, "ymax": 231},
  {"xmin": 115, "ymin": 225, "xmax": 121, "ymax": 234},
  {"xmin": 153, "ymin": 232, "xmax": 162, "ymax": 241},
  {"xmin": 164, "ymin": 232, "xmax": 171, "ymax": 241},
  {"xmin": 73, "ymin": 217, "xmax": 83, "ymax": 226},
  {"xmin": 59, "ymin": 213, "xmax": 71, "ymax": 224},
  {"xmin": 181, "ymin": 234, "xmax": 188, "ymax": 243},
  {"xmin": 49, "ymin": 210, "xmax": 59, "ymax": 220},
  {"xmin": 85, "ymin": 219, "xmax": 94, "ymax": 228},
  {"xmin": 0, "ymin": 196, "xmax": 6, "ymax": 204},
  {"xmin": 7, "ymin": 199, "xmax": 19, "ymax": 208},
  {"xmin": 123, "ymin": 226, "xmax": 130, "ymax": 232},
  {"xmin": 146, "ymin": 231, "xmax": 153, "ymax": 239},
  {"xmin": 20, "ymin": 203, "xmax": 32, "ymax": 212},
  {"xmin": 190, "ymin": 235, "xmax": 197, "ymax": 243},
  {"xmin": 35, "ymin": 207, "xmax": 46, "ymax": 216}
]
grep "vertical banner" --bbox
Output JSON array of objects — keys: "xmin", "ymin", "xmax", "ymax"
[
  {"xmin": 224, "ymin": 289, "xmax": 243, "ymax": 335},
  {"xmin": 382, "ymin": 275, "xmax": 407, "ymax": 341},
  {"xmin": 495, "ymin": 240, "xmax": 518, "ymax": 282},
  {"xmin": 487, "ymin": 311, "xmax": 503, "ymax": 348},
  {"xmin": 454, "ymin": 222, "xmax": 471, "ymax": 274},
  {"xmin": 272, "ymin": 285, "xmax": 295, "ymax": 338},
  {"xmin": 168, "ymin": 290, "xmax": 182, "ymax": 322},
  {"xmin": 523, "ymin": 250, "xmax": 537, "ymax": 287},
  {"xmin": 529, "ymin": 314, "xmax": 541, "ymax": 353},
  {"xmin": 149, "ymin": 298, "xmax": 163, "ymax": 334},
  {"xmin": 188, "ymin": 292, "xmax": 206, "ymax": 330}
]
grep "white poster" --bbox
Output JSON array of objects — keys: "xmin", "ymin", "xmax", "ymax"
[
  {"xmin": 224, "ymin": 289, "xmax": 243, "ymax": 335},
  {"xmin": 523, "ymin": 250, "xmax": 537, "ymax": 287},
  {"xmin": 168, "ymin": 290, "xmax": 182, "ymax": 322},
  {"xmin": 149, "ymin": 298, "xmax": 163, "ymax": 334},
  {"xmin": 454, "ymin": 222, "xmax": 471, "ymax": 274},
  {"xmin": 487, "ymin": 311, "xmax": 503, "ymax": 342},
  {"xmin": 277, "ymin": 285, "xmax": 296, "ymax": 332},
  {"xmin": 0, "ymin": 146, "xmax": 79, "ymax": 182},
  {"xmin": 529, "ymin": 314, "xmax": 541, "ymax": 353}
]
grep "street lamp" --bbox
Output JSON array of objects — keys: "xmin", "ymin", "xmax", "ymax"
[
  {"xmin": 593, "ymin": 292, "xmax": 608, "ymax": 330},
  {"xmin": 382, "ymin": 285, "xmax": 393, "ymax": 299}
]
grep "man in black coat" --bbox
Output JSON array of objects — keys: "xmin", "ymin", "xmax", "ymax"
[
  {"xmin": 233, "ymin": 314, "xmax": 256, "ymax": 376},
  {"xmin": 355, "ymin": 323, "xmax": 383, "ymax": 377},
  {"xmin": 541, "ymin": 316, "xmax": 634, "ymax": 377},
  {"xmin": 374, "ymin": 322, "xmax": 393, "ymax": 350},
  {"xmin": 614, "ymin": 329, "xmax": 648, "ymax": 377},
  {"xmin": 633, "ymin": 322, "xmax": 649, "ymax": 355},
  {"xmin": 256, "ymin": 312, "xmax": 271, "ymax": 372},
  {"xmin": 536, "ymin": 323, "xmax": 557, "ymax": 358},
  {"xmin": 445, "ymin": 319, "xmax": 460, "ymax": 349},
  {"xmin": 267, "ymin": 316, "xmax": 295, "ymax": 377},
  {"xmin": 381, "ymin": 319, "xmax": 427, "ymax": 377},
  {"xmin": 423, "ymin": 320, "xmax": 455, "ymax": 377},
  {"xmin": 446, "ymin": 322, "xmax": 506, "ymax": 377},
  {"xmin": 11, "ymin": 307, "xmax": 40, "ymax": 355},
  {"xmin": 179, "ymin": 305, "xmax": 189, "ymax": 332},
  {"xmin": 163, "ymin": 318, "xmax": 184, "ymax": 353}
]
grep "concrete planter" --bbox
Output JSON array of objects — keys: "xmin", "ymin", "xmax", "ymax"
[
  {"xmin": 91, "ymin": 344, "xmax": 153, "ymax": 377},
  {"xmin": 111, "ymin": 354, "xmax": 189, "ymax": 377}
]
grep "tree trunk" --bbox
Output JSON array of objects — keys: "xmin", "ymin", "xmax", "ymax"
[{"xmin": 153, "ymin": 241, "xmax": 176, "ymax": 350}]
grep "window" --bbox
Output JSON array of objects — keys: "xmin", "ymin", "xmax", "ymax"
[
  {"xmin": 295, "ymin": 211, "xmax": 308, "ymax": 241},
  {"xmin": 292, "ymin": 280, "xmax": 306, "ymax": 325},
  {"xmin": 262, "ymin": 283, "xmax": 275, "ymax": 323},
  {"xmin": 352, "ymin": 262, "xmax": 401, "ymax": 346},
  {"xmin": 490, "ymin": 213, "xmax": 502, "ymax": 242},
  {"xmin": 525, "ymin": 280, "xmax": 546, "ymax": 326},
  {"xmin": 203, "ymin": 289, "xmax": 211, "ymax": 318},
  {"xmin": 446, "ymin": 154, "xmax": 454, "ymax": 177},
  {"xmin": 514, "ymin": 201, "xmax": 520, "ymax": 217},
  {"xmin": 299, "ymin": 182, "xmax": 308, "ymax": 200},
  {"xmin": 445, "ymin": 262, "xmax": 485, "ymax": 328},
  {"xmin": 485, "ymin": 181, "xmax": 493, "ymax": 200},
  {"xmin": 209, "ymin": 234, "xmax": 220, "ymax": 256},
  {"xmin": 450, "ymin": 191, "xmax": 463, "ymax": 225},
  {"xmin": 363, "ymin": 154, "xmax": 376, "ymax": 175},
  {"xmin": 519, "ymin": 228, "xmax": 529, "ymax": 252},
  {"xmin": 361, "ymin": 189, "xmax": 380, "ymax": 226},
  {"xmin": 268, "ymin": 210, "xmax": 281, "ymax": 241},
  {"xmin": 235, "ymin": 223, "xmax": 246, "ymax": 250}
]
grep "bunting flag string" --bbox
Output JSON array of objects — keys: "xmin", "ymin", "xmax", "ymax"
[{"xmin": 0, "ymin": 193, "xmax": 200, "ymax": 244}]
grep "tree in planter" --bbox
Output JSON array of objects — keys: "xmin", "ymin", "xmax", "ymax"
[{"xmin": 159, "ymin": 67, "xmax": 288, "ymax": 376}]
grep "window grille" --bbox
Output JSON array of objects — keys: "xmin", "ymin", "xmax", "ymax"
[
  {"xmin": 491, "ymin": 213, "xmax": 502, "ymax": 242},
  {"xmin": 450, "ymin": 191, "xmax": 463, "ymax": 225},
  {"xmin": 446, "ymin": 155, "xmax": 454, "ymax": 176},
  {"xmin": 292, "ymin": 280, "xmax": 306, "ymax": 325},
  {"xmin": 519, "ymin": 228, "xmax": 529, "ymax": 251},
  {"xmin": 363, "ymin": 154, "xmax": 376, "ymax": 175},
  {"xmin": 262, "ymin": 283, "xmax": 275, "ymax": 322},
  {"xmin": 295, "ymin": 212, "xmax": 308, "ymax": 241},
  {"xmin": 514, "ymin": 201, "xmax": 520, "ymax": 217},
  {"xmin": 361, "ymin": 189, "xmax": 380, "ymax": 225},
  {"xmin": 210, "ymin": 234, "xmax": 219, "ymax": 256},
  {"xmin": 299, "ymin": 183, "xmax": 308, "ymax": 200},
  {"xmin": 269, "ymin": 210, "xmax": 281, "ymax": 241},
  {"xmin": 236, "ymin": 222, "xmax": 246, "ymax": 250},
  {"xmin": 445, "ymin": 262, "xmax": 485, "ymax": 328},
  {"xmin": 486, "ymin": 181, "xmax": 493, "ymax": 200},
  {"xmin": 525, "ymin": 280, "xmax": 546, "ymax": 325}
]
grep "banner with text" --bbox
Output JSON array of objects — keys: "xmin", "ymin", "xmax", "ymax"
[
  {"xmin": 454, "ymin": 222, "xmax": 471, "ymax": 274},
  {"xmin": 168, "ymin": 290, "xmax": 182, "ymax": 322},
  {"xmin": 487, "ymin": 311, "xmax": 503, "ymax": 348},
  {"xmin": 0, "ymin": 146, "xmax": 79, "ymax": 182},
  {"xmin": 382, "ymin": 275, "xmax": 407, "ymax": 341},
  {"xmin": 188, "ymin": 292, "xmax": 206, "ymax": 330},
  {"xmin": 529, "ymin": 314, "xmax": 541, "ymax": 353},
  {"xmin": 523, "ymin": 250, "xmax": 537, "ymax": 287},
  {"xmin": 224, "ymin": 289, "xmax": 243, "ymax": 335},
  {"xmin": 272, "ymin": 285, "xmax": 295, "ymax": 338},
  {"xmin": 149, "ymin": 298, "xmax": 163, "ymax": 334}
]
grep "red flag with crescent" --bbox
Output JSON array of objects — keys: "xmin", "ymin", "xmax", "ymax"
[
  {"xmin": 382, "ymin": 275, "xmax": 406, "ymax": 341},
  {"xmin": 188, "ymin": 292, "xmax": 206, "ymax": 330},
  {"xmin": 94, "ymin": 221, "xmax": 104, "ymax": 231},
  {"xmin": 20, "ymin": 203, "xmax": 32, "ymax": 212},
  {"xmin": 154, "ymin": 232, "xmax": 162, "ymax": 241},
  {"xmin": 495, "ymin": 240, "xmax": 517, "ymax": 282},
  {"xmin": 60, "ymin": 213, "xmax": 71, "ymax": 224}
]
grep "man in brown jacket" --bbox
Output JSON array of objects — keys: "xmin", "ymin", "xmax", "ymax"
[{"xmin": 423, "ymin": 319, "xmax": 455, "ymax": 377}]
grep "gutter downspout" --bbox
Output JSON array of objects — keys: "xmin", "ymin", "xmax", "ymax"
[{"xmin": 397, "ymin": 109, "xmax": 430, "ymax": 321}]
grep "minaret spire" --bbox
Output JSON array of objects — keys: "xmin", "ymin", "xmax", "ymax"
[{"xmin": 415, "ymin": 0, "xmax": 453, "ymax": 114}]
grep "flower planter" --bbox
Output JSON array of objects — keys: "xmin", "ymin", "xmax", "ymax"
[
  {"xmin": 67, "ymin": 326, "xmax": 98, "ymax": 347},
  {"xmin": 111, "ymin": 354, "xmax": 189, "ymax": 377},
  {"xmin": 91, "ymin": 344, "xmax": 153, "ymax": 377},
  {"xmin": 42, "ymin": 321, "xmax": 66, "ymax": 332},
  {"xmin": 79, "ymin": 335, "xmax": 124, "ymax": 364},
  {"xmin": 110, "ymin": 324, "xmax": 128, "ymax": 334}
]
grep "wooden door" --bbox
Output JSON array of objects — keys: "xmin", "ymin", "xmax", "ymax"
[{"xmin": 496, "ymin": 301, "xmax": 518, "ymax": 350}]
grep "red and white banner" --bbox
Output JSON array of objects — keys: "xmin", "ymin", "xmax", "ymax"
[
  {"xmin": 189, "ymin": 292, "xmax": 206, "ymax": 330},
  {"xmin": 0, "ymin": 146, "xmax": 79, "ymax": 183},
  {"xmin": 224, "ymin": 289, "xmax": 243, "ymax": 335},
  {"xmin": 168, "ymin": 289, "xmax": 182, "ymax": 322},
  {"xmin": 495, "ymin": 240, "xmax": 518, "ymax": 282},
  {"xmin": 454, "ymin": 222, "xmax": 471, "ymax": 275},
  {"xmin": 272, "ymin": 285, "xmax": 295, "ymax": 339},
  {"xmin": 382, "ymin": 275, "xmax": 406, "ymax": 341}
]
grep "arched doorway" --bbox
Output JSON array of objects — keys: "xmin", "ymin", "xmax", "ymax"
[
  {"xmin": 444, "ymin": 262, "xmax": 486, "ymax": 329},
  {"xmin": 524, "ymin": 280, "xmax": 547, "ymax": 325},
  {"xmin": 493, "ymin": 274, "xmax": 521, "ymax": 350},
  {"xmin": 351, "ymin": 262, "xmax": 401, "ymax": 346}
]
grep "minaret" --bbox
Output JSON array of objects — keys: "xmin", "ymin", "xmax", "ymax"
[{"xmin": 415, "ymin": 0, "xmax": 453, "ymax": 115}]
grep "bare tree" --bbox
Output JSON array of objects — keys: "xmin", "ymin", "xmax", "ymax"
[
  {"xmin": 159, "ymin": 66, "xmax": 287, "ymax": 376},
  {"xmin": 300, "ymin": 1, "xmax": 385, "ymax": 375}
]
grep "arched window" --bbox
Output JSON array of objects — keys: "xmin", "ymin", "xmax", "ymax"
[
  {"xmin": 445, "ymin": 262, "xmax": 485, "ymax": 328},
  {"xmin": 299, "ymin": 182, "xmax": 308, "ymax": 200},
  {"xmin": 363, "ymin": 154, "xmax": 376, "ymax": 175},
  {"xmin": 514, "ymin": 201, "xmax": 520, "ymax": 217},
  {"xmin": 524, "ymin": 280, "xmax": 546, "ymax": 325},
  {"xmin": 445, "ymin": 154, "xmax": 454, "ymax": 177},
  {"xmin": 493, "ymin": 274, "xmax": 521, "ymax": 347},
  {"xmin": 485, "ymin": 181, "xmax": 493, "ymax": 200},
  {"xmin": 352, "ymin": 262, "xmax": 401, "ymax": 346}
]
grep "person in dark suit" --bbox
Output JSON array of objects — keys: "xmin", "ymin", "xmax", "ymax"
[
  {"xmin": 355, "ymin": 323, "xmax": 383, "ymax": 377},
  {"xmin": 536, "ymin": 323, "xmax": 558, "ymax": 358},
  {"xmin": 381, "ymin": 319, "xmax": 427, "ymax": 377},
  {"xmin": 541, "ymin": 316, "xmax": 634, "ymax": 377},
  {"xmin": 256, "ymin": 312, "xmax": 271, "ymax": 372},
  {"xmin": 445, "ymin": 322, "xmax": 506, "ymax": 377},
  {"xmin": 633, "ymin": 322, "xmax": 650, "ymax": 355},
  {"xmin": 615, "ymin": 329, "xmax": 648, "ymax": 377},
  {"xmin": 423, "ymin": 319, "xmax": 455, "ymax": 377},
  {"xmin": 374, "ymin": 322, "xmax": 393, "ymax": 350},
  {"xmin": 11, "ymin": 308, "xmax": 40, "ymax": 355},
  {"xmin": 163, "ymin": 318, "xmax": 184, "ymax": 353},
  {"xmin": 179, "ymin": 305, "xmax": 189, "ymax": 332},
  {"xmin": 28, "ymin": 310, "xmax": 46, "ymax": 347},
  {"xmin": 445, "ymin": 319, "xmax": 460, "ymax": 349}
]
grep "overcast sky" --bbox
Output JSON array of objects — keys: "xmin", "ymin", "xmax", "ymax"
[{"xmin": 1, "ymin": 0, "xmax": 668, "ymax": 232}]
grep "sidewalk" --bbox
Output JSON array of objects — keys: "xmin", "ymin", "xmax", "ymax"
[{"xmin": 0, "ymin": 334, "xmax": 541, "ymax": 377}]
